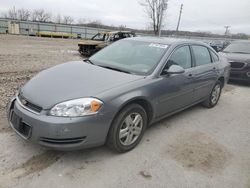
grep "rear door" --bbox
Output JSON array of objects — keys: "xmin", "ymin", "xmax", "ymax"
[
  {"xmin": 154, "ymin": 45, "xmax": 197, "ymax": 117},
  {"xmin": 190, "ymin": 45, "xmax": 219, "ymax": 102}
]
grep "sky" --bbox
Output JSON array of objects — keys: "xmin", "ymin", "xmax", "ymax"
[{"xmin": 0, "ymin": 0, "xmax": 250, "ymax": 34}]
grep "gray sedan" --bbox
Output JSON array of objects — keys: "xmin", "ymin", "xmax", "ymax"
[{"xmin": 7, "ymin": 37, "xmax": 230, "ymax": 152}]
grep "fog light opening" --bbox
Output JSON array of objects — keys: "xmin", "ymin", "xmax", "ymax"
[{"xmin": 247, "ymin": 72, "xmax": 250, "ymax": 77}]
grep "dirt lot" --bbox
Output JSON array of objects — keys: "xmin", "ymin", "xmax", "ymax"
[
  {"xmin": 0, "ymin": 34, "xmax": 82, "ymax": 117},
  {"xmin": 0, "ymin": 34, "xmax": 250, "ymax": 188}
]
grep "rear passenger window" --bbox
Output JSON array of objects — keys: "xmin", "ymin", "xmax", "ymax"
[
  {"xmin": 192, "ymin": 45, "xmax": 211, "ymax": 66},
  {"xmin": 210, "ymin": 50, "xmax": 219, "ymax": 62},
  {"xmin": 167, "ymin": 46, "xmax": 192, "ymax": 69}
]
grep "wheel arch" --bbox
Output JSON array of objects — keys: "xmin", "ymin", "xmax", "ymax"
[
  {"xmin": 112, "ymin": 97, "xmax": 154, "ymax": 127},
  {"xmin": 218, "ymin": 76, "xmax": 225, "ymax": 88},
  {"xmin": 105, "ymin": 96, "xmax": 154, "ymax": 146}
]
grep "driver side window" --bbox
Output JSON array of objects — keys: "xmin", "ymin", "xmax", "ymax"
[{"xmin": 166, "ymin": 46, "xmax": 192, "ymax": 70}]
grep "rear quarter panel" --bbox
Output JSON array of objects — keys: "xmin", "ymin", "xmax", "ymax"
[{"xmin": 218, "ymin": 54, "xmax": 231, "ymax": 84}]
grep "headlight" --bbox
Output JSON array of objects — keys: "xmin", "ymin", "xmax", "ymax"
[{"xmin": 50, "ymin": 98, "xmax": 103, "ymax": 117}]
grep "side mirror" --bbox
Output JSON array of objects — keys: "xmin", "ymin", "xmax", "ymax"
[{"xmin": 165, "ymin": 65, "xmax": 185, "ymax": 74}]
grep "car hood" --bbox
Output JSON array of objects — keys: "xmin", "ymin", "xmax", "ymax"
[
  {"xmin": 20, "ymin": 61, "xmax": 143, "ymax": 109},
  {"xmin": 220, "ymin": 52, "xmax": 250, "ymax": 63}
]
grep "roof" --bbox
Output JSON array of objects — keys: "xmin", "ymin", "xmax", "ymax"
[
  {"xmin": 125, "ymin": 36, "xmax": 207, "ymax": 46},
  {"xmin": 101, "ymin": 31, "xmax": 134, "ymax": 34}
]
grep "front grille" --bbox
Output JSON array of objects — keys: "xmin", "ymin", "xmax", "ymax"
[
  {"xmin": 83, "ymin": 45, "xmax": 96, "ymax": 52},
  {"xmin": 230, "ymin": 62, "xmax": 246, "ymax": 69},
  {"xmin": 79, "ymin": 45, "xmax": 97, "ymax": 56},
  {"xmin": 18, "ymin": 94, "xmax": 42, "ymax": 113},
  {"xmin": 40, "ymin": 137, "xmax": 86, "ymax": 145}
]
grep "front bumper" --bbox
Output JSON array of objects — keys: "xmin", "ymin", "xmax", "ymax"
[
  {"xmin": 78, "ymin": 45, "xmax": 99, "ymax": 56},
  {"xmin": 229, "ymin": 68, "xmax": 250, "ymax": 82},
  {"xmin": 7, "ymin": 98, "xmax": 113, "ymax": 150}
]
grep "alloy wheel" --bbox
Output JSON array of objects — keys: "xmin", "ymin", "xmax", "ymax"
[
  {"xmin": 211, "ymin": 84, "xmax": 221, "ymax": 105},
  {"xmin": 119, "ymin": 113, "xmax": 143, "ymax": 146}
]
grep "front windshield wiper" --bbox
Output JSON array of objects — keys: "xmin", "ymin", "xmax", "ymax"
[
  {"xmin": 99, "ymin": 65, "xmax": 132, "ymax": 74},
  {"xmin": 83, "ymin": 59, "xmax": 95, "ymax": 65}
]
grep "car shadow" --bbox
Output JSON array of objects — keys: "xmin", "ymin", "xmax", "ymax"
[{"xmin": 147, "ymin": 104, "xmax": 204, "ymax": 130}]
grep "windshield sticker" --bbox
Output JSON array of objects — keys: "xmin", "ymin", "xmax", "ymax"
[{"xmin": 149, "ymin": 43, "xmax": 168, "ymax": 49}]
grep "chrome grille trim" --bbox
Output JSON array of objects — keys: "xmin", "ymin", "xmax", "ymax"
[{"xmin": 16, "ymin": 95, "xmax": 41, "ymax": 115}]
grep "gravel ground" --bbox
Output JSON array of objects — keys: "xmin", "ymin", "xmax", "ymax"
[
  {"xmin": 0, "ymin": 34, "xmax": 82, "ymax": 117},
  {"xmin": 0, "ymin": 34, "xmax": 250, "ymax": 188}
]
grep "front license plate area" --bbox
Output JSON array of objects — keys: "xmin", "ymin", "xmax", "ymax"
[
  {"xmin": 11, "ymin": 111, "xmax": 21, "ymax": 130},
  {"xmin": 10, "ymin": 111, "xmax": 31, "ymax": 138}
]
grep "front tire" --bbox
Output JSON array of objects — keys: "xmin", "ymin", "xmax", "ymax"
[
  {"xmin": 202, "ymin": 80, "xmax": 222, "ymax": 108},
  {"xmin": 107, "ymin": 104, "xmax": 147, "ymax": 153}
]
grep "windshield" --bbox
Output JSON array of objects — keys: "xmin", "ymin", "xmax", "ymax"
[
  {"xmin": 91, "ymin": 33, "xmax": 109, "ymax": 41},
  {"xmin": 89, "ymin": 40, "xmax": 168, "ymax": 75},
  {"xmin": 223, "ymin": 42, "xmax": 250, "ymax": 54}
]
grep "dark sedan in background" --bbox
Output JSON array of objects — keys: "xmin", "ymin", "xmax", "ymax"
[
  {"xmin": 210, "ymin": 40, "xmax": 230, "ymax": 52},
  {"xmin": 220, "ymin": 40, "xmax": 250, "ymax": 82},
  {"xmin": 7, "ymin": 37, "xmax": 230, "ymax": 153}
]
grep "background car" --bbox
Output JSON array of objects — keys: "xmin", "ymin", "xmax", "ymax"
[
  {"xmin": 210, "ymin": 40, "xmax": 230, "ymax": 52},
  {"xmin": 78, "ymin": 31, "xmax": 135, "ymax": 56},
  {"xmin": 219, "ymin": 40, "xmax": 250, "ymax": 82},
  {"xmin": 8, "ymin": 38, "xmax": 230, "ymax": 153}
]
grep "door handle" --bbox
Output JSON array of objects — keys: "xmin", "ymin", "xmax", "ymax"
[{"xmin": 187, "ymin": 73, "xmax": 193, "ymax": 79}]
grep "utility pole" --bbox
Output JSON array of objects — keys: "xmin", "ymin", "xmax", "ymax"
[
  {"xmin": 176, "ymin": 4, "xmax": 183, "ymax": 33},
  {"xmin": 224, "ymin": 26, "xmax": 231, "ymax": 36}
]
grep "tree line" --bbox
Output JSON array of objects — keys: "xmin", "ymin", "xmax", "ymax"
[{"xmin": 3, "ymin": 7, "xmax": 77, "ymax": 24}]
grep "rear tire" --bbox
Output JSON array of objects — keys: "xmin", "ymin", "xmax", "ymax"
[
  {"xmin": 202, "ymin": 80, "xmax": 222, "ymax": 108},
  {"xmin": 107, "ymin": 104, "xmax": 147, "ymax": 153}
]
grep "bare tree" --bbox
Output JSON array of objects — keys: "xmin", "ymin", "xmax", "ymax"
[
  {"xmin": 32, "ymin": 9, "xmax": 51, "ymax": 22},
  {"xmin": 63, "ymin": 16, "xmax": 74, "ymax": 24},
  {"xmin": 55, "ymin": 14, "xmax": 62, "ymax": 23},
  {"xmin": 17, "ymin": 8, "xmax": 31, "ymax": 20},
  {"xmin": 119, "ymin": 25, "xmax": 127, "ymax": 30},
  {"xmin": 86, "ymin": 19, "xmax": 102, "ymax": 28},
  {"xmin": 31, "ymin": 10, "xmax": 38, "ymax": 21},
  {"xmin": 139, "ymin": 0, "xmax": 168, "ymax": 35},
  {"xmin": 77, "ymin": 18, "xmax": 86, "ymax": 25},
  {"xmin": 5, "ymin": 6, "xmax": 18, "ymax": 19}
]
